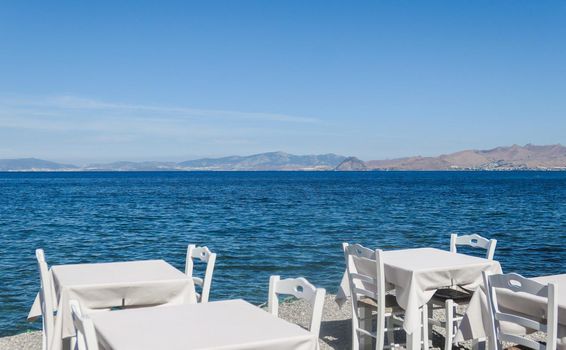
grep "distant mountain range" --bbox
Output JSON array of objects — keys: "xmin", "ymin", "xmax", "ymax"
[
  {"xmin": 178, "ymin": 152, "xmax": 346, "ymax": 170},
  {"xmin": 365, "ymin": 144, "xmax": 566, "ymax": 170},
  {"xmin": 0, "ymin": 158, "xmax": 78, "ymax": 171},
  {"xmin": 81, "ymin": 161, "xmax": 183, "ymax": 171},
  {"xmin": 0, "ymin": 152, "xmax": 346, "ymax": 171},
  {"xmin": 1, "ymin": 144, "xmax": 565, "ymax": 171}
]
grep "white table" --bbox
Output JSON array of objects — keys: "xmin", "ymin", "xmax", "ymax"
[
  {"xmin": 28, "ymin": 259, "xmax": 196, "ymax": 350},
  {"xmin": 457, "ymin": 273, "xmax": 566, "ymax": 344},
  {"xmin": 90, "ymin": 299, "xmax": 318, "ymax": 350},
  {"xmin": 337, "ymin": 247, "xmax": 502, "ymax": 350}
]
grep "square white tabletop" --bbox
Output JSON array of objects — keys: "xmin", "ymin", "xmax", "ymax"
[
  {"xmin": 29, "ymin": 259, "xmax": 196, "ymax": 350},
  {"xmin": 90, "ymin": 299, "xmax": 318, "ymax": 350},
  {"xmin": 50, "ymin": 259, "xmax": 189, "ymax": 286},
  {"xmin": 383, "ymin": 247, "xmax": 498, "ymax": 276}
]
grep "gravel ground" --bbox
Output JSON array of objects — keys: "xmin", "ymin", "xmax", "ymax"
[
  {"xmin": 0, "ymin": 331, "xmax": 42, "ymax": 350},
  {"xmin": 0, "ymin": 295, "xmax": 539, "ymax": 350},
  {"xmin": 276, "ymin": 294, "xmax": 469, "ymax": 350}
]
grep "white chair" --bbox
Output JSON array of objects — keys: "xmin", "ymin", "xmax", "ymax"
[
  {"xmin": 70, "ymin": 300, "xmax": 100, "ymax": 350},
  {"xmin": 450, "ymin": 233, "xmax": 497, "ymax": 260},
  {"xmin": 36, "ymin": 249, "xmax": 55, "ymax": 350},
  {"xmin": 429, "ymin": 233, "xmax": 498, "ymax": 350},
  {"xmin": 483, "ymin": 272, "xmax": 558, "ymax": 350},
  {"xmin": 185, "ymin": 244, "xmax": 216, "ymax": 303},
  {"xmin": 343, "ymin": 243, "xmax": 429, "ymax": 350},
  {"xmin": 268, "ymin": 275, "xmax": 326, "ymax": 337}
]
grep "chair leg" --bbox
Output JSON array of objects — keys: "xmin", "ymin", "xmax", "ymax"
[
  {"xmin": 427, "ymin": 302, "xmax": 433, "ymax": 344},
  {"xmin": 359, "ymin": 305, "xmax": 371, "ymax": 350},
  {"xmin": 444, "ymin": 300, "xmax": 454, "ymax": 350},
  {"xmin": 352, "ymin": 306, "xmax": 360, "ymax": 350},
  {"xmin": 69, "ymin": 336, "xmax": 77, "ymax": 350},
  {"xmin": 422, "ymin": 304, "xmax": 429, "ymax": 350},
  {"xmin": 41, "ymin": 322, "xmax": 47, "ymax": 350},
  {"xmin": 386, "ymin": 317, "xmax": 394, "ymax": 348}
]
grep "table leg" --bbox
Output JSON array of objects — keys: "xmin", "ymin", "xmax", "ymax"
[{"xmin": 407, "ymin": 327, "xmax": 422, "ymax": 350}]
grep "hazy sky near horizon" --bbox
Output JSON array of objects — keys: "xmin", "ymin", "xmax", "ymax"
[{"xmin": 1, "ymin": 1, "xmax": 566, "ymax": 163}]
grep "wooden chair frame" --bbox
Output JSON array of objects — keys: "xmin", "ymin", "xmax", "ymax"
[
  {"xmin": 268, "ymin": 275, "xmax": 326, "ymax": 337},
  {"xmin": 483, "ymin": 272, "xmax": 558, "ymax": 350},
  {"xmin": 450, "ymin": 233, "xmax": 497, "ymax": 260},
  {"xmin": 36, "ymin": 249, "xmax": 55, "ymax": 350},
  {"xmin": 429, "ymin": 233, "xmax": 498, "ymax": 350},
  {"xmin": 185, "ymin": 244, "xmax": 217, "ymax": 303},
  {"xmin": 70, "ymin": 300, "xmax": 100, "ymax": 350},
  {"xmin": 343, "ymin": 243, "xmax": 429, "ymax": 350}
]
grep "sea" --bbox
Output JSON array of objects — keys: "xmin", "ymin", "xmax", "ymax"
[{"xmin": 0, "ymin": 171, "xmax": 565, "ymax": 337}]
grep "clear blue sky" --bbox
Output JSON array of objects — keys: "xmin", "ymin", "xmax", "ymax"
[{"xmin": 1, "ymin": 1, "xmax": 565, "ymax": 163}]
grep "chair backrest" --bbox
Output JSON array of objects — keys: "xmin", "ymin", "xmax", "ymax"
[
  {"xmin": 343, "ymin": 243, "xmax": 388, "ymax": 349},
  {"xmin": 268, "ymin": 276, "xmax": 326, "ymax": 337},
  {"xmin": 450, "ymin": 233, "xmax": 497, "ymax": 260},
  {"xmin": 36, "ymin": 249, "xmax": 55, "ymax": 350},
  {"xmin": 185, "ymin": 244, "xmax": 217, "ymax": 303},
  {"xmin": 483, "ymin": 272, "xmax": 558, "ymax": 350},
  {"xmin": 342, "ymin": 243, "xmax": 384, "ymax": 303},
  {"xmin": 70, "ymin": 300, "xmax": 100, "ymax": 350}
]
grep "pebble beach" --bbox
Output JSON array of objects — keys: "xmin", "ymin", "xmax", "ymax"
[{"xmin": 0, "ymin": 294, "xmax": 470, "ymax": 350}]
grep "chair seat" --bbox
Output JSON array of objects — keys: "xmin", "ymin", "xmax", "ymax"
[
  {"xmin": 432, "ymin": 288, "xmax": 473, "ymax": 302},
  {"xmin": 358, "ymin": 294, "xmax": 403, "ymax": 313}
]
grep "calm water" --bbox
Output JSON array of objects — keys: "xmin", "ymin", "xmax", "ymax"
[{"xmin": 1, "ymin": 171, "xmax": 565, "ymax": 336}]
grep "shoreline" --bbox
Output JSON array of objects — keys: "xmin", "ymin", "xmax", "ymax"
[{"xmin": 1, "ymin": 169, "xmax": 566, "ymax": 172}]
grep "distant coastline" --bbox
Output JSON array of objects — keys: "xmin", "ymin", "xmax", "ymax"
[
  {"xmin": 1, "ymin": 168, "xmax": 565, "ymax": 173},
  {"xmin": 1, "ymin": 144, "xmax": 566, "ymax": 172}
]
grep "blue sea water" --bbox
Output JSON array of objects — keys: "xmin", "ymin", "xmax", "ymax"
[{"xmin": 0, "ymin": 171, "xmax": 565, "ymax": 336}]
